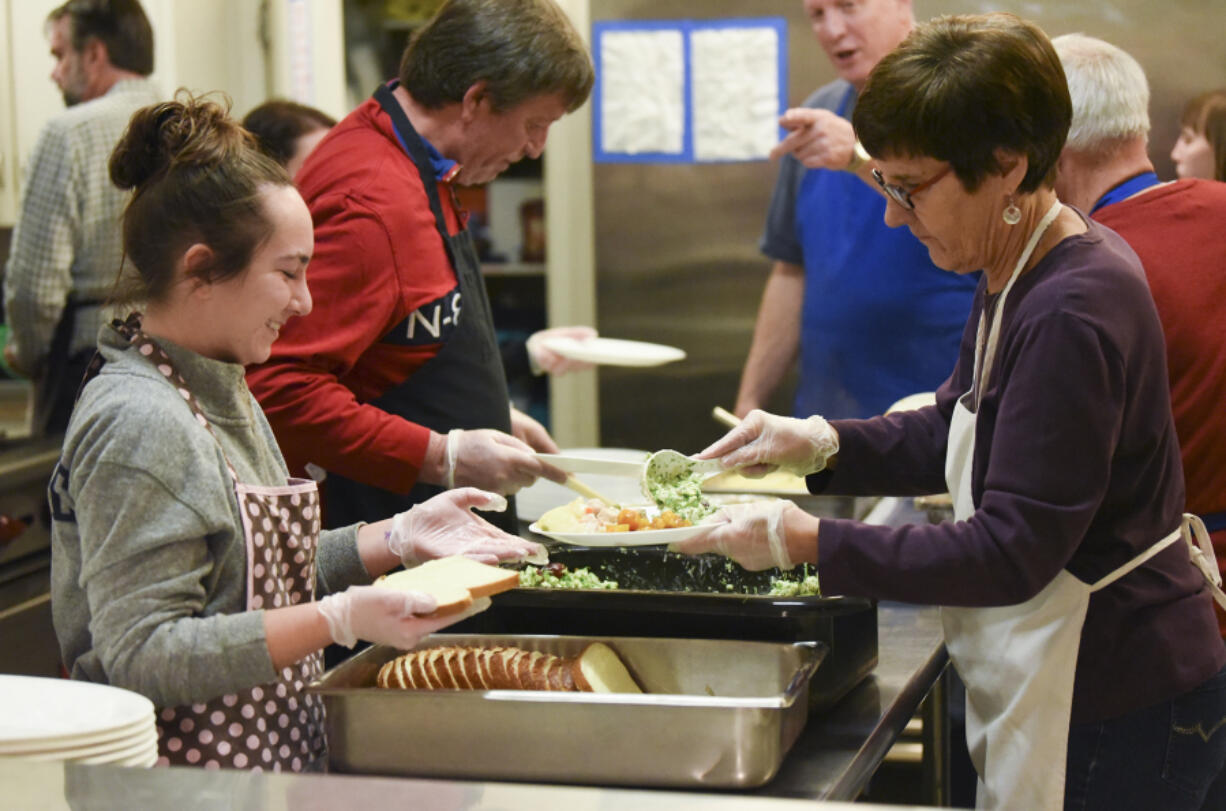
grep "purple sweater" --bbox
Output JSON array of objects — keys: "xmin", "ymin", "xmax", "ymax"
[{"xmin": 809, "ymin": 217, "xmax": 1225, "ymax": 724}]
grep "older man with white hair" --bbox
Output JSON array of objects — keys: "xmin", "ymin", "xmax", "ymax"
[{"xmin": 1053, "ymin": 33, "xmax": 1226, "ymax": 645}]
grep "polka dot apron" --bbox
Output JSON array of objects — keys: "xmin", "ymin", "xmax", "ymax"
[{"xmin": 98, "ymin": 316, "xmax": 328, "ymax": 771}]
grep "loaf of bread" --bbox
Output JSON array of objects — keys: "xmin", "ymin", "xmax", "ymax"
[{"xmin": 375, "ymin": 642, "xmax": 641, "ymax": 693}]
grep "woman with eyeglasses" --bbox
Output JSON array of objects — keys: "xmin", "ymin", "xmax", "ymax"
[{"xmin": 674, "ymin": 13, "xmax": 1226, "ymax": 810}]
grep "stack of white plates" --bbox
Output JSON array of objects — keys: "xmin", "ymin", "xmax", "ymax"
[{"xmin": 0, "ymin": 675, "xmax": 158, "ymax": 767}]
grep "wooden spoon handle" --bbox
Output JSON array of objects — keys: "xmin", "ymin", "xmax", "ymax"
[{"xmin": 563, "ymin": 475, "xmax": 618, "ymax": 507}]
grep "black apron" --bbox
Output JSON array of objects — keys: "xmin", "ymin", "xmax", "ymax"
[
  {"xmin": 324, "ymin": 84, "xmax": 518, "ymax": 534},
  {"xmin": 33, "ymin": 296, "xmax": 101, "ymax": 437}
]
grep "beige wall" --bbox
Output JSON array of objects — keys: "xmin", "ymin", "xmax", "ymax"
[
  {"xmin": 543, "ymin": 0, "xmax": 599, "ymax": 448},
  {"xmin": 264, "ymin": 0, "xmax": 348, "ymax": 122},
  {"xmin": 1, "ymin": 0, "xmax": 348, "ymax": 223}
]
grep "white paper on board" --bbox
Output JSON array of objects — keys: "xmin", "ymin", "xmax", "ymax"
[
  {"xmin": 600, "ymin": 29, "xmax": 686, "ymax": 155},
  {"xmin": 691, "ymin": 27, "xmax": 781, "ymax": 161}
]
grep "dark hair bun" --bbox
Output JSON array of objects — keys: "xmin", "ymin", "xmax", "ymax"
[{"xmin": 110, "ymin": 93, "xmax": 249, "ymax": 192}]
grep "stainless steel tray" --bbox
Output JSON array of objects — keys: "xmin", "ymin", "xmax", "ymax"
[
  {"xmin": 454, "ymin": 547, "xmax": 877, "ymax": 712},
  {"xmin": 309, "ymin": 633, "xmax": 825, "ymax": 789}
]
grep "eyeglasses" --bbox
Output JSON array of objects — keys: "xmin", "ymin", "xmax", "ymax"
[{"xmin": 871, "ymin": 165, "xmax": 953, "ymax": 211}]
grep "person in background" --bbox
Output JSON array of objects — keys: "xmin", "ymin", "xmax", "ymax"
[
  {"xmin": 240, "ymin": 98, "xmax": 588, "ymax": 399},
  {"xmin": 247, "ymin": 0, "xmax": 595, "ymax": 534},
  {"xmin": 50, "ymin": 95, "xmax": 544, "ymax": 771},
  {"xmin": 736, "ymin": 0, "xmax": 977, "ymax": 423},
  {"xmin": 2, "ymin": 0, "xmax": 160, "ymax": 436},
  {"xmin": 1052, "ymin": 34, "xmax": 1226, "ymax": 640},
  {"xmin": 1170, "ymin": 88, "xmax": 1226, "ymax": 181},
  {"xmin": 678, "ymin": 14, "xmax": 1226, "ymax": 809},
  {"xmin": 242, "ymin": 99, "xmax": 337, "ymax": 180}
]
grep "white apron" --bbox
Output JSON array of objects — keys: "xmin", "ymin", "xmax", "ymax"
[{"xmin": 940, "ymin": 201, "xmax": 1226, "ymax": 810}]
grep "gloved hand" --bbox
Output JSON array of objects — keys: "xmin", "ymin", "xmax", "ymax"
[
  {"xmin": 442, "ymin": 428, "xmax": 567, "ymax": 493},
  {"xmin": 695, "ymin": 409, "xmax": 838, "ymax": 478},
  {"xmin": 510, "ymin": 407, "xmax": 559, "ymax": 453},
  {"xmin": 525, "ymin": 326, "xmax": 598, "ymax": 376},
  {"xmin": 315, "ymin": 584, "xmax": 439, "ymax": 649},
  {"xmin": 386, "ymin": 487, "xmax": 547, "ymax": 566},
  {"xmin": 670, "ymin": 500, "xmax": 807, "ymax": 571}
]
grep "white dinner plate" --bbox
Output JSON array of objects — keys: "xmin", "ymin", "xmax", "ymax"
[
  {"xmin": 114, "ymin": 746, "xmax": 159, "ymax": 768},
  {"xmin": 540, "ymin": 336, "xmax": 686, "ymax": 367},
  {"xmin": 24, "ymin": 726, "xmax": 158, "ymax": 763},
  {"xmin": 10, "ymin": 725, "xmax": 154, "ymax": 764},
  {"xmin": 517, "ymin": 448, "xmax": 651, "ymax": 522},
  {"xmin": 0, "ymin": 675, "xmax": 154, "ymax": 750},
  {"xmin": 528, "ymin": 519, "xmax": 712, "ymax": 548},
  {"xmin": 533, "ymin": 452, "xmax": 645, "ymax": 477},
  {"xmin": 0, "ymin": 712, "xmax": 153, "ymax": 755},
  {"xmin": 72, "ymin": 734, "xmax": 159, "ymax": 766}
]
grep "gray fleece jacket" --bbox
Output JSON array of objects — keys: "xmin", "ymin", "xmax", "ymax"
[{"xmin": 50, "ymin": 323, "xmax": 370, "ymax": 707}]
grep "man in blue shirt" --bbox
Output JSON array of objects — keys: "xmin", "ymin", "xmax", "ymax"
[{"xmin": 735, "ymin": 0, "xmax": 977, "ymax": 420}]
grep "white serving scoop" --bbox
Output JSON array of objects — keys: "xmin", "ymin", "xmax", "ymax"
[{"xmin": 641, "ymin": 449, "xmax": 723, "ymax": 502}]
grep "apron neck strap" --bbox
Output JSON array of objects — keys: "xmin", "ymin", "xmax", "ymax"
[
  {"xmin": 372, "ymin": 83, "xmax": 460, "ymax": 265},
  {"xmin": 114, "ymin": 313, "xmax": 241, "ymax": 483},
  {"xmin": 972, "ymin": 199, "xmax": 1063, "ymax": 402}
]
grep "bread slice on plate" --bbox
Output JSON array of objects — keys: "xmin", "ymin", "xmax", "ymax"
[
  {"xmin": 374, "ymin": 556, "xmax": 519, "ymax": 616},
  {"xmin": 571, "ymin": 642, "xmax": 642, "ymax": 693}
]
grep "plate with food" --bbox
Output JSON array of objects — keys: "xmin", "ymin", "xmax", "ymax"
[{"xmin": 528, "ymin": 498, "xmax": 713, "ymax": 547}]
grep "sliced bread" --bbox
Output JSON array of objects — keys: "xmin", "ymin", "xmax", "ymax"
[
  {"xmin": 571, "ymin": 642, "xmax": 642, "ymax": 694},
  {"xmin": 375, "ymin": 556, "xmax": 519, "ymax": 616}
]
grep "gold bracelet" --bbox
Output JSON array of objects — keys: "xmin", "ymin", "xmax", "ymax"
[{"xmin": 845, "ymin": 140, "xmax": 872, "ymax": 173}]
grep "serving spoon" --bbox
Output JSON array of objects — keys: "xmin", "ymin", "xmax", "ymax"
[{"xmin": 641, "ymin": 449, "xmax": 723, "ymax": 501}]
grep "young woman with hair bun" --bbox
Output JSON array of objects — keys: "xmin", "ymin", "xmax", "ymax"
[{"xmin": 49, "ymin": 94, "xmax": 544, "ymax": 771}]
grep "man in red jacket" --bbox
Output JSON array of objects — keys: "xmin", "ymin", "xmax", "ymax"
[
  {"xmin": 247, "ymin": 0, "xmax": 593, "ymax": 532},
  {"xmin": 1054, "ymin": 33, "xmax": 1226, "ymax": 633}
]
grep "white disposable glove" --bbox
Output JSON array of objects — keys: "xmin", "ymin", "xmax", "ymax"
[
  {"xmin": 442, "ymin": 428, "xmax": 566, "ymax": 494},
  {"xmin": 316, "ymin": 585, "xmax": 439, "ymax": 649},
  {"xmin": 386, "ymin": 487, "xmax": 547, "ymax": 566},
  {"xmin": 671, "ymin": 500, "xmax": 801, "ymax": 571},
  {"xmin": 525, "ymin": 325, "xmax": 598, "ymax": 375},
  {"xmin": 696, "ymin": 409, "xmax": 838, "ymax": 478}
]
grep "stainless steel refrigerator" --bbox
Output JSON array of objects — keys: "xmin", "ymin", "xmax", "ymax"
[{"xmin": 590, "ymin": 0, "xmax": 1226, "ymax": 454}]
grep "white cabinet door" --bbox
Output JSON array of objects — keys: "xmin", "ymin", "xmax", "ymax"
[
  {"xmin": 2, "ymin": 0, "xmax": 68, "ymax": 226},
  {"xmin": 7, "ymin": 0, "xmax": 69, "ymax": 211},
  {"xmin": 0, "ymin": 0, "xmax": 16, "ymax": 226}
]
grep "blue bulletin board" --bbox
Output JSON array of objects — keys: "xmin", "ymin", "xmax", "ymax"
[{"xmin": 592, "ymin": 17, "xmax": 788, "ymax": 164}]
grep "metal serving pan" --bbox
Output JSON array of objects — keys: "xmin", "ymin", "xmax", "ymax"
[
  {"xmin": 453, "ymin": 547, "xmax": 877, "ymax": 711},
  {"xmin": 309, "ymin": 633, "xmax": 824, "ymax": 789}
]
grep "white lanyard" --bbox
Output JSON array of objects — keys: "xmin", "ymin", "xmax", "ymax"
[{"xmin": 970, "ymin": 199, "xmax": 1063, "ymax": 406}]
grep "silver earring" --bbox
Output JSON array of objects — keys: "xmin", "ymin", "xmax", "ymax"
[{"xmin": 1003, "ymin": 196, "xmax": 1022, "ymax": 225}]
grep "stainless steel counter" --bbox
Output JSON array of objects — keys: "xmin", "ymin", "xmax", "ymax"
[
  {"xmin": 1, "ymin": 604, "xmax": 946, "ymax": 809},
  {"xmin": 759, "ymin": 601, "xmax": 949, "ymax": 802},
  {"xmin": 2, "ymin": 757, "xmax": 929, "ymax": 810}
]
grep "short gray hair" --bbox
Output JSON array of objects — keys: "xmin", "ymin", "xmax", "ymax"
[{"xmin": 1052, "ymin": 33, "xmax": 1149, "ymax": 151}]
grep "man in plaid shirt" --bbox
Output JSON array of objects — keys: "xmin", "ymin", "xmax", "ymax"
[{"xmin": 3, "ymin": 0, "xmax": 158, "ymax": 435}]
